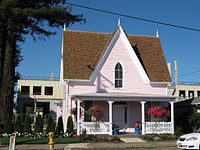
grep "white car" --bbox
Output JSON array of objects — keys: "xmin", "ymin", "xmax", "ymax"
[{"xmin": 177, "ymin": 131, "xmax": 200, "ymax": 149}]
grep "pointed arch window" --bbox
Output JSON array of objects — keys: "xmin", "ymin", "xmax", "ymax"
[{"xmin": 115, "ymin": 62, "xmax": 123, "ymax": 88}]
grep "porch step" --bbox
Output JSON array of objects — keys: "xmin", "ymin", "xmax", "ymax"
[{"xmin": 120, "ymin": 137, "xmax": 146, "ymax": 143}]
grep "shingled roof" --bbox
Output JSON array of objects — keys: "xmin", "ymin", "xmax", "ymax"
[{"xmin": 63, "ymin": 29, "xmax": 171, "ymax": 82}]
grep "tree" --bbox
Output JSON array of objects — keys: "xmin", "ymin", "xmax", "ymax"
[
  {"xmin": 4, "ymin": 115, "xmax": 13, "ymax": 134},
  {"xmin": 24, "ymin": 114, "xmax": 32, "ymax": 134},
  {"xmin": 34, "ymin": 114, "xmax": 43, "ymax": 134},
  {"xmin": 56, "ymin": 116, "xmax": 64, "ymax": 135},
  {"xmin": 14, "ymin": 115, "xmax": 23, "ymax": 133},
  {"xmin": 66, "ymin": 116, "xmax": 74, "ymax": 135},
  {"xmin": 46, "ymin": 115, "xmax": 55, "ymax": 133},
  {"xmin": 188, "ymin": 107, "xmax": 200, "ymax": 131},
  {"xmin": 0, "ymin": 0, "xmax": 83, "ymax": 121}
]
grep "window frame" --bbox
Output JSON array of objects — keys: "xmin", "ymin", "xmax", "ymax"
[
  {"xmin": 21, "ymin": 86, "xmax": 30, "ymax": 95},
  {"xmin": 33, "ymin": 86, "xmax": 42, "ymax": 95},
  {"xmin": 114, "ymin": 62, "xmax": 123, "ymax": 88},
  {"xmin": 45, "ymin": 86, "xmax": 53, "ymax": 95}
]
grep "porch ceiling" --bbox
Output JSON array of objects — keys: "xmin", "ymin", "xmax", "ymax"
[{"xmin": 71, "ymin": 93, "xmax": 175, "ymax": 102}]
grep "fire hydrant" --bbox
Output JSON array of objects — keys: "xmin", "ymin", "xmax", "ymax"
[{"xmin": 48, "ymin": 132, "xmax": 54, "ymax": 149}]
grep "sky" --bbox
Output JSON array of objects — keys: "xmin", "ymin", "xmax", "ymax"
[{"xmin": 16, "ymin": 0, "xmax": 200, "ymax": 83}]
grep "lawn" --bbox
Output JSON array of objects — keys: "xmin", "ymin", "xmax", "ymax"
[{"xmin": 0, "ymin": 136, "xmax": 81, "ymax": 145}]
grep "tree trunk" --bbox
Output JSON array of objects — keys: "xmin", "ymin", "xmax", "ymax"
[{"xmin": 0, "ymin": 35, "xmax": 15, "ymax": 121}]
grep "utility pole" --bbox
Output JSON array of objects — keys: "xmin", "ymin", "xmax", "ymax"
[
  {"xmin": 175, "ymin": 60, "xmax": 178, "ymax": 85},
  {"xmin": 34, "ymin": 94, "xmax": 37, "ymax": 123}
]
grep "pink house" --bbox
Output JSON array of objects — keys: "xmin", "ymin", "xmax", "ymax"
[{"xmin": 60, "ymin": 25, "xmax": 175, "ymax": 135}]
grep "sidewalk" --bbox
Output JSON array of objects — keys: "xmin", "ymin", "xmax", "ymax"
[
  {"xmin": 64, "ymin": 141, "xmax": 177, "ymax": 150},
  {"xmin": 0, "ymin": 141, "xmax": 177, "ymax": 150}
]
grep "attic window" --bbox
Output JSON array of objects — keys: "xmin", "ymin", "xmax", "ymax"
[{"xmin": 115, "ymin": 62, "xmax": 123, "ymax": 88}]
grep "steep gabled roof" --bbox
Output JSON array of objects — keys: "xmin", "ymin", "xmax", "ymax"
[{"xmin": 62, "ymin": 29, "xmax": 171, "ymax": 82}]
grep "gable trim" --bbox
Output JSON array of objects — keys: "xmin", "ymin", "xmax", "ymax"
[
  {"xmin": 119, "ymin": 27, "xmax": 150, "ymax": 83},
  {"xmin": 89, "ymin": 26, "xmax": 121, "ymax": 82}
]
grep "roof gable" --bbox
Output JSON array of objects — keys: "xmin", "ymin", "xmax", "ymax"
[{"xmin": 62, "ymin": 27, "xmax": 171, "ymax": 82}]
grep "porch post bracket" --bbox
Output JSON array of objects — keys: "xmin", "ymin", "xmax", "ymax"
[
  {"xmin": 140, "ymin": 101, "xmax": 146, "ymax": 135},
  {"xmin": 108, "ymin": 101, "xmax": 114, "ymax": 135},
  {"xmin": 169, "ymin": 101, "xmax": 174, "ymax": 134}
]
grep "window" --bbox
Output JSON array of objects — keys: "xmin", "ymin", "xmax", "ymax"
[
  {"xmin": 179, "ymin": 90, "xmax": 185, "ymax": 98},
  {"xmin": 21, "ymin": 86, "xmax": 30, "ymax": 95},
  {"xmin": 115, "ymin": 62, "xmax": 123, "ymax": 88},
  {"xmin": 45, "ymin": 87, "xmax": 53, "ymax": 95},
  {"xmin": 197, "ymin": 91, "xmax": 200, "ymax": 97},
  {"xmin": 33, "ymin": 86, "xmax": 41, "ymax": 95},
  {"xmin": 188, "ymin": 90, "xmax": 194, "ymax": 98}
]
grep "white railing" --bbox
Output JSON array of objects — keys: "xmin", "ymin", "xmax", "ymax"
[
  {"xmin": 145, "ymin": 122, "xmax": 173, "ymax": 134},
  {"xmin": 80, "ymin": 122, "xmax": 111, "ymax": 135}
]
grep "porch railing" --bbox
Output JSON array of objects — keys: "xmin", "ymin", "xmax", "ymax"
[
  {"xmin": 145, "ymin": 122, "xmax": 173, "ymax": 134},
  {"xmin": 80, "ymin": 122, "xmax": 111, "ymax": 135}
]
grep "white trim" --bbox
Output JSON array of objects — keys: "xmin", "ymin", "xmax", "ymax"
[
  {"xmin": 89, "ymin": 27, "xmax": 121, "ymax": 82},
  {"xmin": 72, "ymin": 93, "xmax": 176, "ymax": 99},
  {"xmin": 63, "ymin": 79, "xmax": 90, "ymax": 82},
  {"xmin": 60, "ymin": 32, "xmax": 64, "ymax": 84},
  {"xmin": 113, "ymin": 61, "xmax": 125, "ymax": 89},
  {"xmin": 150, "ymin": 82, "xmax": 171, "ymax": 85},
  {"xmin": 119, "ymin": 26, "xmax": 150, "ymax": 83},
  {"xmin": 140, "ymin": 101, "xmax": 146, "ymax": 135}
]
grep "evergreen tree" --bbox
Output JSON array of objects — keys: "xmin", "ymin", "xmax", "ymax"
[
  {"xmin": 34, "ymin": 114, "xmax": 43, "ymax": 134},
  {"xmin": 0, "ymin": 0, "xmax": 83, "ymax": 121},
  {"xmin": 4, "ymin": 115, "xmax": 13, "ymax": 134},
  {"xmin": 66, "ymin": 116, "xmax": 74, "ymax": 135},
  {"xmin": 23, "ymin": 114, "xmax": 32, "ymax": 134},
  {"xmin": 14, "ymin": 115, "xmax": 23, "ymax": 133},
  {"xmin": 46, "ymin": 115, "xmax": 55, "ymax": 133},
  {"xmin": 56, "ymin": 116, "xmax": 64, "ymax": 135},
  {"xmin": 188, "ymin": 107, "xmax": 200, "ymax": 131}
]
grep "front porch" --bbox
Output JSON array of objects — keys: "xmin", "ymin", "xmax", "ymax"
[{"xmin": 74, "ymin": 93, "xmax": 175, "ymax": 135}]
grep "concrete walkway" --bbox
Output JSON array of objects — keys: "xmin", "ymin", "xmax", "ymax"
[
  {"xmin": 64, "ymin": 141, "xmax": 177, "ymax": 149},
  {"xmin": 0, "ymin": 141, "xmax": 177, "ymax": 150}
]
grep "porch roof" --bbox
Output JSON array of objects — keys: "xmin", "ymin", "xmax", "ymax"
[{"xmin": 72, "ymin": 93, "xmax": 175, "ymax": 102}]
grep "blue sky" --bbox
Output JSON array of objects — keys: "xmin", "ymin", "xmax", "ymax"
[{"xmin": 16, "ymin": 0, "xmax": 200, "ymax": 82}]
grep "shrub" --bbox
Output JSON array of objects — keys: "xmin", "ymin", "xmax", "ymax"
[
  {"xmin": 66, "ymin": 116, "xmax": 74, "ymax": 135},
  {"xmin": 188, "ymin": 107, "xmax": 200, "ymax": 131},
  {"xmin": 24, "ymin": 114, "xmax": 32, "ymax": 134},
  {"xmin": 143, "ymin": 134, "xmax": 176, "ymax": 141},
  {"xmin": 4, "ymin": 115, "xmax": 14, "ymax": 134},
  {"xmin": 85, "ymin": 105, "xmax": 104, "ymax": 121},
  {"xmin": 14, "ymin": 115, "xmax": 23, "ymax": 133},
  {"xmin": 175, "ymin": 126, "xmax": 184, "ymax": 138},
  {"xmin": 34, "ymin": 115, "xmax": 43, "ymax": 133},
  {"xmin": 46, "ymin": 115, "xmax": 55, "ymax": 133},
  {"xmin": 56, "ymin": 116, "xmax": 64, "ymax": 135}
]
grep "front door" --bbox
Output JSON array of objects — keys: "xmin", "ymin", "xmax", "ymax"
[{"xmin": 113, "ymin": 104, "xmax": 128, "ymax": 131}]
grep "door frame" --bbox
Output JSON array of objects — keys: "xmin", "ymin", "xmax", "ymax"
[{"xmin": 112, "ymin": 103, "xmax": 129, "ymax": 132}]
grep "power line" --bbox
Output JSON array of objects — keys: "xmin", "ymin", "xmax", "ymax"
[
  {"xmin": 66, "ymin": 2, "xmax": 200, "ymax": 32},
  {"xmin": 178, "ymin": 70, "xmax": 200, "ymax": 77}
]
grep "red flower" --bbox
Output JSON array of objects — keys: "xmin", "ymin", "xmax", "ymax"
[{"xmin": 147, "ymin": 106, "xmax": 170, "ymax": 118}]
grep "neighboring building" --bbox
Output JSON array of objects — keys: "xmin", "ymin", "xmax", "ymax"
[
  {"xmin": 60, "ymin": 24, "xmax": 175, "ymax": 135},
  {"xmin": 173, "ymin": 82, "xmax": 200, "ymax": 101},
  {"xmin": 16, "ymin": 76, "xmax": 63, "ymax": 122}
]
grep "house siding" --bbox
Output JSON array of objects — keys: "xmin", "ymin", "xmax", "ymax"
[{"xmin": 66, "ymin": 32, "xmax": 167, "ymax": 96}]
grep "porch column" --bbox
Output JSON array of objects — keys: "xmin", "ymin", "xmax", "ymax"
[
  {"xmin": 77, "ymin": 99, "xmax": 82, "ymax": 135},
  {"xmin": 108, "ymin": 101, "xmax": 113, "ymax": 135},
  {"xmin": 170, "ymin": 101, "xmax": 174, "ymax": 134},
  {"xmin": 140, "ymin": 101, "xmax": 146, "ymax": 135}
]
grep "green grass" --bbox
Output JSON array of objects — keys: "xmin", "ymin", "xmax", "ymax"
[{"xmin": 0, "ymin": 137, "xmax": 81, "ymax": 145}]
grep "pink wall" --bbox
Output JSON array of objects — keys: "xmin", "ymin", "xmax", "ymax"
[
  {"xmin": 67, "ymin": 33, "xmax": 167, "ymax": 96},
  {"xmin": 62, "ymin": 29, "xmax": 169, "ymax": 131}
]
